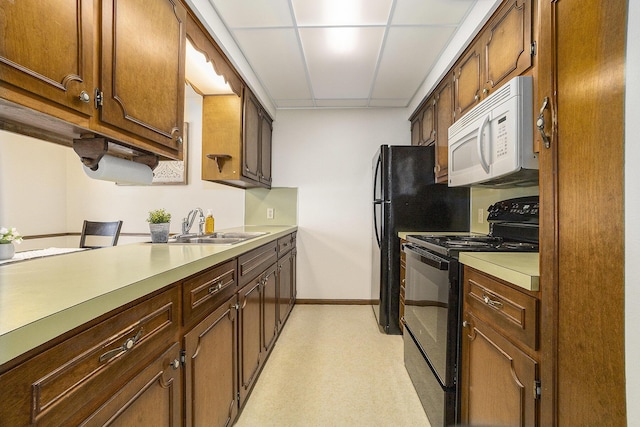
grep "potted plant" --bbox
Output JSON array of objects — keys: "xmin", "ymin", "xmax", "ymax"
[
  {"xmin": 0, "ymin": 227, "xmax": 23, "ymax": 260},
  {"xmin": 147, "ymin": 209, "xmax": 172, "ymax": 243}
]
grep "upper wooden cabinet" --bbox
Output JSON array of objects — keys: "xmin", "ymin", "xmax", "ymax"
[
  {"xmin": 96, "ymin": 0, "xmax": 186, "ymax": 153},
  {"xmin": 454, "ymin": 0, "xmax": 533, "ymax": 119},
  {"xmin": 0, "ymin": 0, "xmax": 95, "ymax": 117},
  {"xmin": 202, "ymin": 87, "xmax": 273, "ymax": 189},
  {"xmin": 409, "ymin": 74, "xmax": 454, "ymax": 183},
  {"xmin": 0, "ymin": 0, "xmax": 186, "ymax": 160},
  {"xmin": 433, "ymin": 75, "xmax": 455, "ymax": 183},
  {"xmin": 421, "ymin": 100, "xmax": 436, "ymax": 146},
  {"xmin": 409, "ymin": 97, "xmax": 435, "ymax": 147}
]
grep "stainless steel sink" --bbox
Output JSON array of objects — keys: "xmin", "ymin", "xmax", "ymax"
[{"xmin": 169, "ymin": 231, "xmax": 268, "ymax": 245}]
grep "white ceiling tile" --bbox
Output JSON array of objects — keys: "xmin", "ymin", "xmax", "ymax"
[
  {"xmin": 292, "ymin": 0, "xmax": 393, "ymax": 26},
  {"xmin": 299, "ymin": 27, "xmax": 385, "ymax": 99},
  {"xmin": 209, "ymin": 0, "xmax": 293, "ymax": 28},
  {"xmin": 233, "ymin": 29, "xmax": 311, "ymax": 100},
  {"xmin": 315, "ymin": 99, "xmax": 369, "ymax": 108},
  {"xmin": 372, "ymin": 26, "xmax": 455, "ymax": 99},
  {"xmin": 392, "ymin": 0, "xmax": 476, "ymax": 25}
]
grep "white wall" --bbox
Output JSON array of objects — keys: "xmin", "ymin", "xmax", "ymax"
[
  {"xmin": 626, "ymin": 0, "xmax": 639, "ymax": 421},
  {"xmin": 272, "ymin": 108, "xmax": 408, "ymax": 300}
]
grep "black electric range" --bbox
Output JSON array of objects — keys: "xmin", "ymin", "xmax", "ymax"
[
  {"xmin": 406, "ymin": 195, "xmax": 539, "ymax": 258},
  {"xmin": 401, "ymin": 195, "xmax": 539, "ymax": 426}
]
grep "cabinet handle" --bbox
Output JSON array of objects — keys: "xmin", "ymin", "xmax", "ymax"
[
  {"xmin": 474, "ymin": 94, "xmax": 479, "ymax": 101},
  {"xmin": 462, "ymin": 320, "xmax": 471, "ymax": 328},
  {"xmin": 208, "ymin": 280, "xmax": 224, "ymax": 295},
  {"xmin": 537, "ymin": 97, "xmax": 552, "ymax": 149},
  {"xmin": 482, "ymin": 293, "xmax": 503, "ymax": 309},
  {"xmin": 482, "ymin": 88, "xmax": 489, "ymax": 95},
  {"xmin": 176, "ymin": 136, "xmax": 183, "ymax": 145},
  {"xmin": 99, "ymin": 328, "xmax": 144, "ymax": 363},
  {"xmin": 169, "ymin": 359, "xmax": 180, "ymax": 370},
  {"xmin": 79, "ymin": 91, "xmax": 91, "ymax": 103}
]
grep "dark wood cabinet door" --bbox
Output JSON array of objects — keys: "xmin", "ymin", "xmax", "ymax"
[
  {"xmin": 434, "ymin": 76, "xmax": 454, "ymax": 183},
  {"xmin": 420, "ymin": 99, "xmax": 436, "ymax": 146},
  {"xmin": 238, "ymin": 279, "xmax": 262, "ymax": 406},
  {"xmin": 0, "ymin": 0, "xmax": 94, "ymax": 116},
  {"xmin": 461, "ymin": 313, "xmax": 538, "ymax": 427},
  {"xmin": 243, "ymin": 90, "xmax": 261, "ymax": 182},
  {"xmin": 184, "ymin": 296, "xmax": 238, "ymax": 427},
  {"xmin": 260, "ymin": 113, "xmax": 273, "ymax": 185},
  {"xmin": 262, "ymin": 263, "xmax": 278, "ymax": 354},
  {"xmin": 278, "ymin": 250, "xmax": 293, "ymax": 328},
  {"xmin": 537, "ymin": 1, "xmax": 626, "ymax": 425},
  {"xmin": 483, "ymin": 0, "xmax": 533, "ymax": 92},
  {"xmin": 454, "ymin": 45, "xmax": 482, "ymax": 119},
  {"xmin": 99, "ymin": 0, "xmax": 186, "ymax": 152},
  {"xmin": 81, "ymin": 343, "xmax": 183, "ymax": 427},
  {"xmin": 410, "ymin": 117, "xmax": 421, "ymax": 146}
]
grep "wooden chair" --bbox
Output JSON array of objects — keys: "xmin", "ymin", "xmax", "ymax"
[{"xmin": 79, "ymin": 220, "xmax": 123, "ymax": 249}]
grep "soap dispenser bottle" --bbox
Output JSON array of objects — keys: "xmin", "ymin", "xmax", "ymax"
[{"xmin": 205, "ymin": 210, "xmax": 215, "ymax": 234}]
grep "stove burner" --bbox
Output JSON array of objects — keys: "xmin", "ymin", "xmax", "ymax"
[
  {"xmin": 496, "ymin": 242, "xmax": 539, "ymax": 250},
  {"xmin": 447, "ymin": 240, "xmax": 499, "ymax": 248}
]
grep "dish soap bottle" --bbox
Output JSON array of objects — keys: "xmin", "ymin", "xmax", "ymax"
[{"xmin": 205, "ymin": 210, "xmax": 215, "ymax": 234}]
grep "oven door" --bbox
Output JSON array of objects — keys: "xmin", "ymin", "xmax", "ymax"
[{"xmin": 403, "ymin": 243, "xmax": 459, "ymax": 387}]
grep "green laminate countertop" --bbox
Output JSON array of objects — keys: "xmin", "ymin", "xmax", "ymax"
[
  {"xmin": 0, "ymin": 225, "xmax": 297, "ymax": 366},
  {"xmin": 459, "ymin": 252, "xmax": 539, "ymax": 291}
]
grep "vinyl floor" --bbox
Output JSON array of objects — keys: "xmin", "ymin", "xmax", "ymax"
[{"xmin": 234, "ymin": 304, "xmax": 431, "ymax": 427}]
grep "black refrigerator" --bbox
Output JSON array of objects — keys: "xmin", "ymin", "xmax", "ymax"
[{"xmin": 371, "ymin": 145, "xmax": 470, "ymax": 335}]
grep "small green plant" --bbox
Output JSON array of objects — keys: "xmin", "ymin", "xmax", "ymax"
[{"xmin": 146, "ymin": 209, "xmax": 172, "ymax": 224}]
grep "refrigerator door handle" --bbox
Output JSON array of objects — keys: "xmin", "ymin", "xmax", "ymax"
[{"xmin": 373, "ymin": 200, "xmax": 382, "ymax": 248}]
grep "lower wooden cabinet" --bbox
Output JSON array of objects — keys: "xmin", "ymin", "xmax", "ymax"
[
  {"xmin": 278, "ymin": 245, "xmax": 296, "ymax": 328},
  {"xmin": 262, "ymin": 262, "xmax": 279, "ymax": 354},
  {"xmin": 0, "ymin": 286, "xmax": 181, "ymax": 426},
  {"xmin": 184, "ymin": 295, "xmax": 238, "ymax": 427},
  {"xmin": 82, "ymin": 342, "xmax": 183, "ymax": 426},
  {"xmin": 460, "ymin": 266, "xmax": 539, "ymax": 426},
  {"xmin": 0, "ymin": 233, "xmax": 298, "ymax": 426},
  {"xmin": 238, "ymin": 273, "xmax": 264, "ymax": 407}
]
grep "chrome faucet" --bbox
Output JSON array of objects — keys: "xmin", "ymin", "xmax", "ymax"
[{"xmin": 182, "ymin": 208, "xmax": 205, "ymax": 235}]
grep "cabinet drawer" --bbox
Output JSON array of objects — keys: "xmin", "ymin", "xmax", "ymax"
[
  {"xmin": 0, "ymin": 286, "xmax": 180, "ymax": 426},
  {"xmin": 464, "ymin": 267, "xmax": 538, "ymax": 350},
  {"xmin": 238, "ymin": 241, "xmax": 278, "ymax": 287},
  {"xmin": 183, "ymin": 259, "xmax": 237, "ymax": 328},
  {"xmin": 277, "ymin": 233, "xmax": 296, "ymax": 257}
]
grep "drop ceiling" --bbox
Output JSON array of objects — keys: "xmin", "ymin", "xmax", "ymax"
[{"xmin": 204, "ymin": 0, "xmax": 480, "ymax": 109}]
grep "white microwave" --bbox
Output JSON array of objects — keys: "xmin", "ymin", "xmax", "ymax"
[{"xmin": 447, "ymin": 76, "xmax": 538, "ymax": 187}]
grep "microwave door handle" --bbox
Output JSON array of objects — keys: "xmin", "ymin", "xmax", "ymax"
[{"xmin": 477, "ymin": 114, "xmax": 491, "ymax": 173}]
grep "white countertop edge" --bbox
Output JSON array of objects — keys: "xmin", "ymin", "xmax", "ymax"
[
  {"xmin": 459, "ymin": 252, "xmax": 540, "ymax": 292},
  {"xmin": 0, "ymin": 225, "xmax": 297, "ymax": 366}
]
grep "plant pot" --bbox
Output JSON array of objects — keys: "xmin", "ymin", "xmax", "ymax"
[
  {"xmin": 0, "ymin": 243, "xmax": 15, "ymax": 260},
  {"xmin": 149, "ymin": 223, "xmax": 170, "ymax": 243}
]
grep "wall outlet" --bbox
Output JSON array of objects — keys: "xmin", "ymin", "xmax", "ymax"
[
  {"xmin": 477, "ymin": 208, "xmax": 484, "ymax": 224},
  {"xmin": 267, "ymin": 208, "xmax": 274, "ymax": 219}
]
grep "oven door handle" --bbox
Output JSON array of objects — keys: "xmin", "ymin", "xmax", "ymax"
[{"xmin": 403, "ymin": 243, "xmax": 450, "ymax": 270}]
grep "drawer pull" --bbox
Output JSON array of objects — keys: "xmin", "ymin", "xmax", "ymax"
[
  {"xmin": 99, "ymin": 328, "xmax": 144, "ymax": 363},
  {"xmin": 482, "ymin": 293, "xmax": 503, "ymax": 309},
  {"xmin": 208, "ymin": 280, "xmax": 225, "ymax": 295},
  {"xmin": 170, "ymin": 359, "xmax": 180, "ymax": 370}
]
